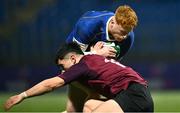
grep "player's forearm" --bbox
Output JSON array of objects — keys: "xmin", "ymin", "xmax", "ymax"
[
  {"xmin": 24, "ymin": 80, "xmax": 53, "ymax": 98},
  {"xmin": 20, "ymin": 77, "xmax": 64, "ymax": 99},
  {"xmin": 3, "ymin": 77, "xmax": 64, "ymax": 111}
]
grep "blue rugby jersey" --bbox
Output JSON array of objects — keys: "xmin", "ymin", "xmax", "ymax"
[{"xmin": 66, "ymin": 11, "xmax": 134, "ymax": 59}]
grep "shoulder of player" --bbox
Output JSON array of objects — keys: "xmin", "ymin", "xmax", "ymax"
[
  {"xmin": 76, "ymin": 11, "xmax": 114, "ymax": 31},
  {"xmin": 82, "ymin": 54, "xmax": 104, "ymax": 62},
  {"xmin": 80, "ymin": 55, "xmax": 104, "ymax": 68},
  {"xmin": 80, "ymin": 10, "xmax": 114, "ymax": 19},
  {"xmin": 128, "ymin": 30, "xmax": 135, "ymax": 37}
]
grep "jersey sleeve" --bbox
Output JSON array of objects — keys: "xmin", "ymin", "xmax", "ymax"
[
  {"xmin": 57, "ymin": 62, "xmax": 89, "ymax": 84},
  {"xmin": 66, "ymin": 25, "xmax": 90, "ymax": 44},
  {"xmin": 66, "ymin": 31, "xmax": 74, "ymax": 43},
  {"xmin": 117, "ymin": 31, "xmax": 134, "ymax": 60},
  {"xmin": 65, "ymin": 16, "xmax": 99, "ymax": 51},
  {"xmin": 65, "ymin": 28, "xmax": 90, "ymax": 52}
]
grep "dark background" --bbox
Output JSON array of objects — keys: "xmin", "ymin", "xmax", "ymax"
[{"xmin": 0, "ymin": 0, "xmax": 180, "ymax": 92}]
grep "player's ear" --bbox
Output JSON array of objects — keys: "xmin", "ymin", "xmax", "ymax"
[{"xmin": 70, "ymin": 54, "xmax": 76, "ymax": 64}]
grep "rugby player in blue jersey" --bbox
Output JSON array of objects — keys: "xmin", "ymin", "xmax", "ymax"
[
  {"xmin": 66, "ymin": 5, "xmax": 137, "ymax": 59},
  {"xmin": 64, "ymin": 5, "xmax": 138, "ymax": 112}
]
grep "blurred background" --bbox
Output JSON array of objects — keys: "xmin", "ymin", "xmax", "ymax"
[{"xmin": 0, "ymin": 0, "xmax": 180, "ymax": 112}]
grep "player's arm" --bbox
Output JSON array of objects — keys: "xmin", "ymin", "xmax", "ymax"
[
  {"xmin": 4, "ymin": 76, "xmax": 65, "ymax": 111},
  {"xmin": 66, "ymin": 15, "xmax": 100, "ymax": 53},
  {"xmin": 24, "ymin": 76, "xmax": 64, "ymax": 97}
]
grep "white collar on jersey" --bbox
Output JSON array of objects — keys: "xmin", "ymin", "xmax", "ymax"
[
  {"xmin": 106, "ymin": 16, "xmax": 115, "ymax": 41},
  {"xmin": 73, "ymin": 37, "xmax": 88, "ymax": 52}
]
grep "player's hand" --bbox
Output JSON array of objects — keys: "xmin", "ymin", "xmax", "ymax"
[
  {"xmin": 90, "ymin": 41, "xmax": 116, "ymax": 58},
  {"xmin": 4, "ymin": 94, "xmax": 24, "ymax": 111}
]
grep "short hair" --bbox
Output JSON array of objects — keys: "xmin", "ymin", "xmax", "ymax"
[
  {"xmin": 55, "ymin": 42, "xmax": 84, "ymax": 64},
  {"xmin": 115, "ymin": 5, "xmax": 138, "ymax": 33}
]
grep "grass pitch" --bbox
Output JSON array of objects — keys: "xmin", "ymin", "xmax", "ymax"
[
  {"xmin": 0, "ymin": 93, "xmax": 67, "ymax": 112},
  {"xmin": 0, "ymin": 90, "xmax": 180, "ymax": 112}
]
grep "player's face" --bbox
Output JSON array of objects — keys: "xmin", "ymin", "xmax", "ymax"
[
  {"xmin": 109, "ymin": 17, "xmax": 128, "ymax": 42},
  {"xmin": 57, "ymin": 54, "xmax": 76, "ymax": 71}
]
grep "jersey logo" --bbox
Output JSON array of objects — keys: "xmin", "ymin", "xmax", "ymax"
[{"xmin": 104, "ymin": 58, "xmax": 126, "ymax": 68}]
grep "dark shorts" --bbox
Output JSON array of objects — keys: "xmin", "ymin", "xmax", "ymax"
[{"xmin": 113, "ymin": 82, "xmax": 154, "ymax": 112}]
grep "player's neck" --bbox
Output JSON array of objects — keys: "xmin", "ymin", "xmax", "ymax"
[{"xmin": 76, "ymin": 55, "xmax": 84, "ymax": 63}]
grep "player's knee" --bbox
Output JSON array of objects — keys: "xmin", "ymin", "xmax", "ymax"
[{"xmin": 83, "ymin": 99, "xmax": 95, "ymax": 113}]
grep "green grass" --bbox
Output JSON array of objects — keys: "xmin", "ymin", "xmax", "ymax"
[
  {"xmin": 153, "ymin": 90, "xmax": 180, "ymax": 112},
  {"xmin": 0, "ymin": 92, "xmax": 67, "ymax": 112},
  {"xmin": 1, "ymin": 90, "xmax": 180, "ymax": 112}
]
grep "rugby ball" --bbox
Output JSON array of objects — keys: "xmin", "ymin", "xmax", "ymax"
[{"xmin": 103, "ymin": 42, "xmax": 121, "ymax": 58}]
